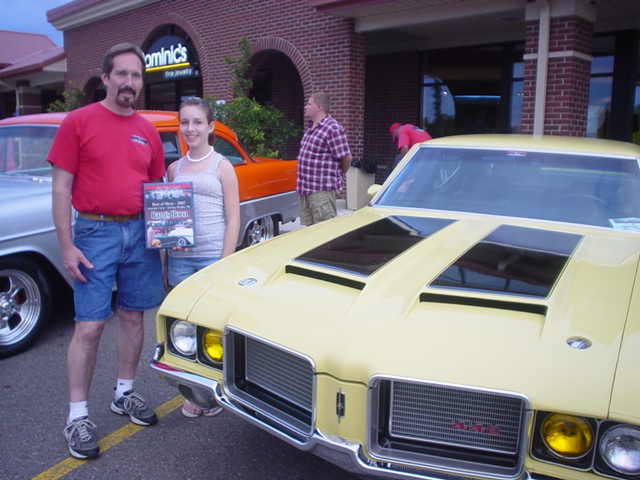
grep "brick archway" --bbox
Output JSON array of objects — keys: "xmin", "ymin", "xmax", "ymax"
[
  {"xmin": 139, "ymin": 13, "xmax": 205, "ymax": 108},
  {"xmin": 142, "ymin": 12, "xmax": 202, "ymax": 59},
  {"xmin": 82, "ymin": 75, "xmax": 104, "ymax": 105},
  {"xmin": 249, "ymin": 37, "xmax": 313, "ymax": 96},
  {"xmin": 246, "ymin": 37, "xmax": 307, "ymax": 158}
]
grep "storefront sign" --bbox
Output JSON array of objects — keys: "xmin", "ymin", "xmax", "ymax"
[
  {"xmin": 145, "ymin": 35, "xmax": 191, "ymax": 72},
  {"xmin": 164, "ymin": 66, "xmax": 195, "ymax": 79}
]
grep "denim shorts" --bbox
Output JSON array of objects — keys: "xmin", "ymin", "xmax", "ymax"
[
  {"xmin": 73, "ymin": 217, "xmax": 165, "ymax": 321},
  {"xmin": 168, "ymin": 255, "xmax": 220, "ymax": 287}
]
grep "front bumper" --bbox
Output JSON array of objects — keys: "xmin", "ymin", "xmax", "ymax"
[{"xmin": 151, "ymin": 344, "xmax": 563, "ymax": 480}]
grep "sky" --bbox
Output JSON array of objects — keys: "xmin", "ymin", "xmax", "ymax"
[{"xmin": 0, "ymin": 0, "xmax": 70, "ymax": 45}]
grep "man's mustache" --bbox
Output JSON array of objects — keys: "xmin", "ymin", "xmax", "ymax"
[{"xmin": 118, "ymin": 87, "xmax": 137, "ymax": 95}]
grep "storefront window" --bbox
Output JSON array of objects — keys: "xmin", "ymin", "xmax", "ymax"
[
  {"xmin": 587, "ymin": 55, "xmax": 614, "ymax": 138},
  {"xmin": 634, "ymin": 85, "xmax": 640, "ymax": 145},
  {"xmin": 510, "ymin": 61, "xmax": 524, "ymax": 133},
  {"xmin": 422, "ymin": 44, "xmax": 523, "ymax": 136},
  {"xmin": 421, "ymin": 76, "xmax": 455, "ymax": 137}
]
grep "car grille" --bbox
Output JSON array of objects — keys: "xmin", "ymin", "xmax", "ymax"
[
  {"xmin": 224, "ymin": 328, "xmax": 315, "ymax": 437},
  {"xmin": 369, "ymin": 379, "xmax": 528, "ymax": 479},
  {"xmin": 245, "ymin": 336, "xmax": 314, "ymax": 411},
  {"xmin": 223, "ymin": 329, "xmax": 528, "ymax": 479}
]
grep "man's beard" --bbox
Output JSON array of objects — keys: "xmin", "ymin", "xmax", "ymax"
[{"xmin": 116, "ymin": 87, "xmax": 138, "ymax": 108}]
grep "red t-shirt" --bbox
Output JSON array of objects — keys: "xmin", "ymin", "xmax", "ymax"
[
  {"xmin": 397, "ymin": 124, "xmax": 432, "ymax": 150},
  {"xmin": 48, "ymin": 103, "xmax": 165, "ymax": 215}
]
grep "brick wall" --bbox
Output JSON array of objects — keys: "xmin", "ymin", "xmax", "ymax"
[
  {"xmin": 364, "ymin": 51, "xmax": 422, "ymax": 183},
  {"xmin": 63, "ymin": 0, "xmax": 365, "ymax": 169},
  {"xmin": 522, "ymin": 15, "xmax": 593, "ymax": 136},
  {"xmin": 16, "ymin": 89, "xmax": 42, "ymax": 116}
]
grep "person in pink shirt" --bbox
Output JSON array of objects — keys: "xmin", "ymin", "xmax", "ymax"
[
  {"xmin": 390, "ymin": 122, "xmax": 432, "ymax": 156},
  {"xmin": 388, "ymin": 123, "xmax": 432, "ymax": 176}
]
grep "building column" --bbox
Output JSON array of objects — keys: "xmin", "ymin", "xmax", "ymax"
[
  {"xmin": 522, "ymin": 0, "xmax": 595, "ymax": 136},
  {"xmin": 16, "ymin": 80, "xmax": 44, "ymax": 116}
]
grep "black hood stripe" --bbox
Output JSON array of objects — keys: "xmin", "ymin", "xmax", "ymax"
[
  {"xmin": 295, "ymin": 216, "xmax": 454, "ymax": 276},
  {"xmin": 430, "ymin": 225, "xmax": 582, "ymax": 297}
]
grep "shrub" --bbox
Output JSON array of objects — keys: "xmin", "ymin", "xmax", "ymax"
[
  {"xmin": 47, "ymin": 82, "xmax": 85, "ymax": 112},
  {"xmin": 206, "ymin": 37, "xmax": 300, "ymax": 158}
]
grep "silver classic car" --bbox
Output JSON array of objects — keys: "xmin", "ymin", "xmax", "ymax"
[{"xmin": 0, "ymin": 120, "xmax": 66, "ymax": 358}]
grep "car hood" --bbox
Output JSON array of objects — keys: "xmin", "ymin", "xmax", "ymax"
[{"xmin": 165, "ymin": 207, "xmax": 640, "ymax": 422}]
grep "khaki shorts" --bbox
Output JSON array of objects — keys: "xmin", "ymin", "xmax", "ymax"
[{"xmin": 299, "ymin": 190, "xmax": 338, "ymax": 226}]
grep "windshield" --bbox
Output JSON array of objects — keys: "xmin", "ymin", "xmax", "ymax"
[
  {"xmin": 0, "ymin": 125, "xmax": 57, "ymax": 174},
  {"xmin": 375, "ymin": 146, "xmax": 640, "ymax": 229}
]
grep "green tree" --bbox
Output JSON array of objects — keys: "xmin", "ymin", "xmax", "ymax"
[
  {"xmin": 205, "ymin": 37, "xmax": 300, "ymax": 158},
  {"xmin": 47, "ymin": 82, "xmax": 85, "ymax": 112}
]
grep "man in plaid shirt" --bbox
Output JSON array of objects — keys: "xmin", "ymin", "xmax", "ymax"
[{"xmin": 297, "ymin": 92, "xmax": 352, "ymax": 226}]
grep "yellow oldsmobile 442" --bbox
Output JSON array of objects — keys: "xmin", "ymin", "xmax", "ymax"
[{"xmin": 152, "ymin": 135, "xmax": 640, "ymax": 480}]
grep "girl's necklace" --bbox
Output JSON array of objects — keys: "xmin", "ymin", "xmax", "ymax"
[{"xmin": 186, "ymin": 146, "xmax": 214, "ymax": 163}]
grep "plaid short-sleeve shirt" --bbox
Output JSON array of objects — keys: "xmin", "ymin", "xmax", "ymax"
[{"xmin": 296, "ymin": 114, "xmax": 351, "ymax": 195}]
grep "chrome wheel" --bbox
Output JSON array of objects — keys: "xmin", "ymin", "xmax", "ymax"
[
  {"xmin": 0, "ymin": 258, "xmax": 51, "ymax": 357},
  {"xmin": 244, "ymin": 216, "xmax": 277, "ymax": 246}
]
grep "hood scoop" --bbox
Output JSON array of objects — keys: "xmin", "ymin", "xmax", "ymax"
[
  {"xmin": 421, "ymin": 292, "xmax": 548, "ymax": 315},
  {"xmin": 294, "ymin": 216, "xmax": 454, "ymax": 276},
  {"xmin": 285, "ymin": 264, "xmax": 366, "ymax": 290},
  {"xmin": 430, "ymin": 225, "xmax": 582, "ymax": 297}
]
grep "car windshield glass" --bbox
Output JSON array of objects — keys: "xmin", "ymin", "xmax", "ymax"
[
  {"xmin": 375, "ymin": 146, "xmax": 640, "ymax": 229},
  {"xmin": 0, "ymin": 125, "xmax": 57, "ymax": 173}
]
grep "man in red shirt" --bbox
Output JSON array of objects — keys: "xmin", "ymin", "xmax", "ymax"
[{"xmin": 50, "ymin": 43, "xmax": 165, "ymax": 460}]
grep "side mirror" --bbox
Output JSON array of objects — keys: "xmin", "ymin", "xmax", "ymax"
[{"xmin": 367, "ymin": 184, "xmax": 382, "ymax": 197}]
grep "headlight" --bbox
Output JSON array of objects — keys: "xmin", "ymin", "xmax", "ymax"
[
  {"xmin": 203, "ymin": 329, "xmax": 223, "ymax": 363},
  {"xmin": 170, "ymin": 320, "xmax": 197, "ymax": 356},
  {"xmin": 600, "ymin": 425, "xmax": 640, "ymax": 475},
  {"xmin": 541, "ymin": 413, "xmax": 593, "ymax": 459}
]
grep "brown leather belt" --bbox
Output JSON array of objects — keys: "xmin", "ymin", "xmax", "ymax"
[{"xmin": 78, "ymin": 212, "xmax": 142, "ymax": 222}]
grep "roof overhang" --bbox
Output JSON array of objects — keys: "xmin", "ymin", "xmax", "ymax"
[
  {"xmin": 0, "ymin": 47, "xmax": 66, "ymax": 93},
  {"xmin": 45, "ymin": 0, "xmax": 640, "ymax": 55},
  {"xmin": 308, "ymin": 0, "xmax": 640, "ymax": 54},
  {"xmin": 48, "ymin": 0, "xmax": 162, "ymax": 30}
]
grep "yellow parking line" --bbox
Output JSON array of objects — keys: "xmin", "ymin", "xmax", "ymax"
[{"xmin": 32, "ymin": 395, "xmax": 183, "ymax": 480}]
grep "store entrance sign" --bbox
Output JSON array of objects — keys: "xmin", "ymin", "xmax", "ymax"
[
  {"xmin": 146, "ymin": 35, "xmax": 190, "ymax": 72},
  {"xmin": 164, "ymin": 67, "xmax": 195, "ymax": 79}
]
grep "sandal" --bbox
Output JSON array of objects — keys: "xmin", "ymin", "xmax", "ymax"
[
  {"xmin": 181, "ymin": 401, "xmax": 203, "ymax": 418},
  {"xmin": 203, "ymin": 405, "xmax": 223, "ymax": 417}
]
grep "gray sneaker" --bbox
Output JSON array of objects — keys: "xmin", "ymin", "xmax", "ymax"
[
  {"xmin": 63, "ymin": 416, "xmax": 100, "ymax": 459},
  {"xmin": 110, "ymin": 390, "xmax": 158, "ymax": 426}
]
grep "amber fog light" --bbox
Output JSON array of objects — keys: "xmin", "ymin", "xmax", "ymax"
[
  {"xmin": 170, "ymin": 320, "xmax": 197, "ymax": 356},
  {"xmin": 542, "ymin": 413, "xmax": 593, "ymax": 459},
  {"xmin": 203, "ymin": 329, "xmax": 223, "ymax": 363},
  {"xmin": 600, "ymin": 425, "xmax": 640, "ymax": 475}
]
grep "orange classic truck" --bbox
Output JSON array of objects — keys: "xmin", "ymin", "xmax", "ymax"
[{"xmin": 0, "ymin": 110, "xmax": 298, "ymax": 357}]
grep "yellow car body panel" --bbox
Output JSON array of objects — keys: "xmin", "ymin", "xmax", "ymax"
[
  {"xmin": 153, "ymin": 135, "xmax": 640, "ymax": 480},
  {"xmin": 163, "ymin": 209, "xmax": 639, "ymax": 416}
]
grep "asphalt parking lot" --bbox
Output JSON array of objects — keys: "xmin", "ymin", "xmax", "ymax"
[{"xmin": 0, "ymin": 298, "xmax": 361, "ymax": 480}]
